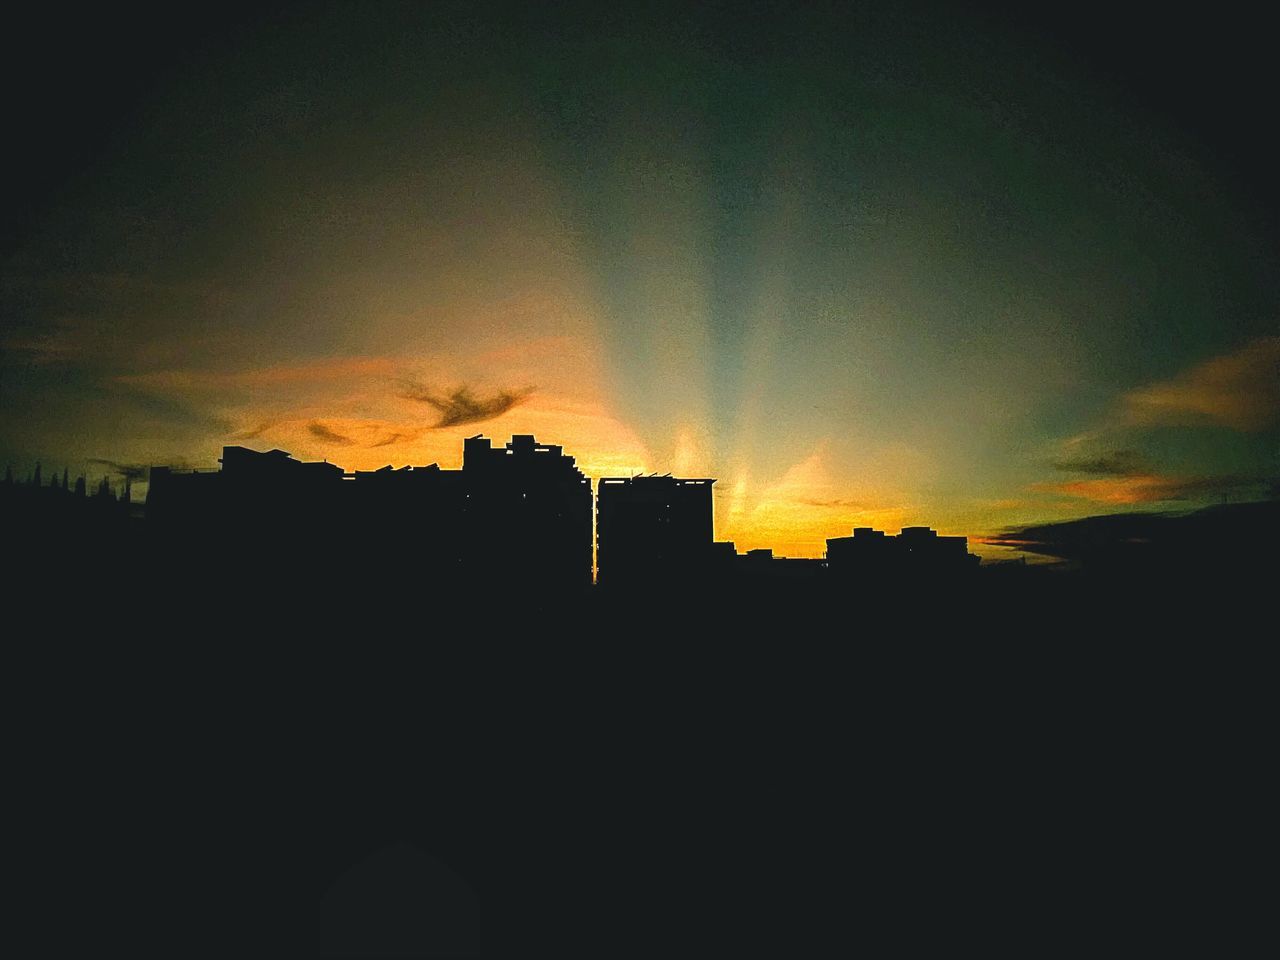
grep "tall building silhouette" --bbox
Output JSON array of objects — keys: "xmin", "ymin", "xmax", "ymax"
[
  {"xmin": 596, "ymin": 475, "xmax": 716, "ymax": 586},
  {"xmin": 460, "ymin": 435, "xmax": 593, "ymax": 588}
]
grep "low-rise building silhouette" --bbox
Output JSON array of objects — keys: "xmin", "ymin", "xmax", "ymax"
[{"xmin": 826, "ymin": 525, "xmax": 977, "ymax": 577}]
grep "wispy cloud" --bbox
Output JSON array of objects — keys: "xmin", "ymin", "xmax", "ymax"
[
  {"xmin": 0, "ymin": 328, "xmax": 85, "ymax": 365},
  {"xmin": 1034, "ymin": 472, "xmax": 1271, "ymax": 505},
  {"xmin": 370, "ymin": 430, "xmax": 420, "ymax": 447},
  {"xmin": 118, "ymin": 356, "xmax": 399, "ymax": 392},
  {"xmin": 402, "ymin": 383, "xmax": 534, "ymax": 429},
  {"xmin": 798, "ymin": 497, "xmax": 871, "ymax": 508},
  {"xmin": 308, "ymin": 421, "xmax": 356, "ymax": 445},
  {"xmin": 1122, "ymin": 336, "xmax": 1280, "ymax": 431},
  {"xmin": 1052, "ymin": 449, "xmax": 1149, "ymax": 477},
  {"xmin": 230, "ymin": 420, "xmax": 278, "ymax": 441}
]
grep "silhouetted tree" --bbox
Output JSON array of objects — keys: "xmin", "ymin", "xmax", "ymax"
[
  {"xmin": 75, "ymin": 475, "xmax": 86, "ymax": 497},
  {"xmin": 33, "ymin": 462, "xmax": 42, "ymax": 488}
]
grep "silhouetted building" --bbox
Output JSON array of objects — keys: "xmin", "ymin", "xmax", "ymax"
[
  {"xmin": 825, "ymin": 527, "xmax": 894, "ymax": 567},
  {"xmin": 346, "ymin": 463, "xmax": 468, "ymax": 570},
  {"xmin": 596, "ymin": 474, "xmax": 716, "ymax": 587},
  {"xmin": 826, "ymin": 525, "xmax": 977, "ymax": 579},
  {"xmin": 898, "ymin": 526, "xmax": 972, "ymax": 569},
  {"xmin": 146, "ymin": 435, "xmax": 592, "ymax": 590},
  {"xmin": 460, "ymin": 435, "xmax": 593, "ymax": 588}
]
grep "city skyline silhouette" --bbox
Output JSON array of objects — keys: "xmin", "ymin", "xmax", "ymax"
[{"xmin": 4, "ymin": 429, "xmax": 1275, "ymax": 596}]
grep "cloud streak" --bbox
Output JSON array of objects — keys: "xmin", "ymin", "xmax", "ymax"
[
  {"xmin": 230, "ymin": 420, "xmax": 278, "ymax": 441},
  {"xmin": 370, "ymin": 430, "xmax": 420, "ymax": 447},
  {"xmin": 402, "ymin": 383, "xmax": 534, "ymax": 429},
  {"xmin": 1122, "ymin": 336, "xmax": 1280, "ymax": 431},
  {"xmin": 308, "ymin": 421, "xmax": 356, "ymax": 445},
  {"xmin": 798, "ymin": 497, "xmax": 872, "ymax": 508},
  {"xmin": 1034, "ymin": 472, "xmax": 1272, "ymax": 505},
  {"xmin": 1052, "ymin": 449, "xmax": 1149, "ymax": 477},
  {"xmin": 118, "ymin": 357, "xmax": 400, "ymax": 393}
]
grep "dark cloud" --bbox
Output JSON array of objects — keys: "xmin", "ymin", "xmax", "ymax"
[
  {"xmin": 0, "ymin": 327, "xmax": 84, "ymax": 366},
  {"xmin": 308, "ymin": 422, "xmax": 355, "ymax": 445},
  {"xmin": 800, "ymin": 498, "xmax": 869, "ymax": 508},
  {"xmin": 1155, "ymin": 474, "xmax": 1275, "ymax": 500},
  {"xmin": 402, "ymin": 383, "xmax": 533, "ymax": 429},
  {"xmin": 370, "ymin": 431, "xmax": 419, "ymax": 447},
  {"xmin": 990, "ymin": 500, "xmax": 1279, "ymax": 565},
  {"xmin": 231, "ymin": 420, "xmax": 277, "ymax": 441},
  {"xmin": 88, "ymin": 459, "xmax": 151, "ymax": 481},
  {"xmin": 1053, "ymin": 449, "xmax": 1148, "ymax": 476}
]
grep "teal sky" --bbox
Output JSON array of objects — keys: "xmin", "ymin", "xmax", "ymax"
[{"xmin": 2, "ymin": 2, "xmax": 1276, "ymax": 557}]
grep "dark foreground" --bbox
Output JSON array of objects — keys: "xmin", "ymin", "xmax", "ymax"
[{"xmin": 4, "ymin": 535, "xmax": 1273, "ymax": 955}]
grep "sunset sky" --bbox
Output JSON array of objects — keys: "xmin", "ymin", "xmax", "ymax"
[{"xmin": 2, "ymin": 2, "xmax": 1276, "ymax": 558}]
